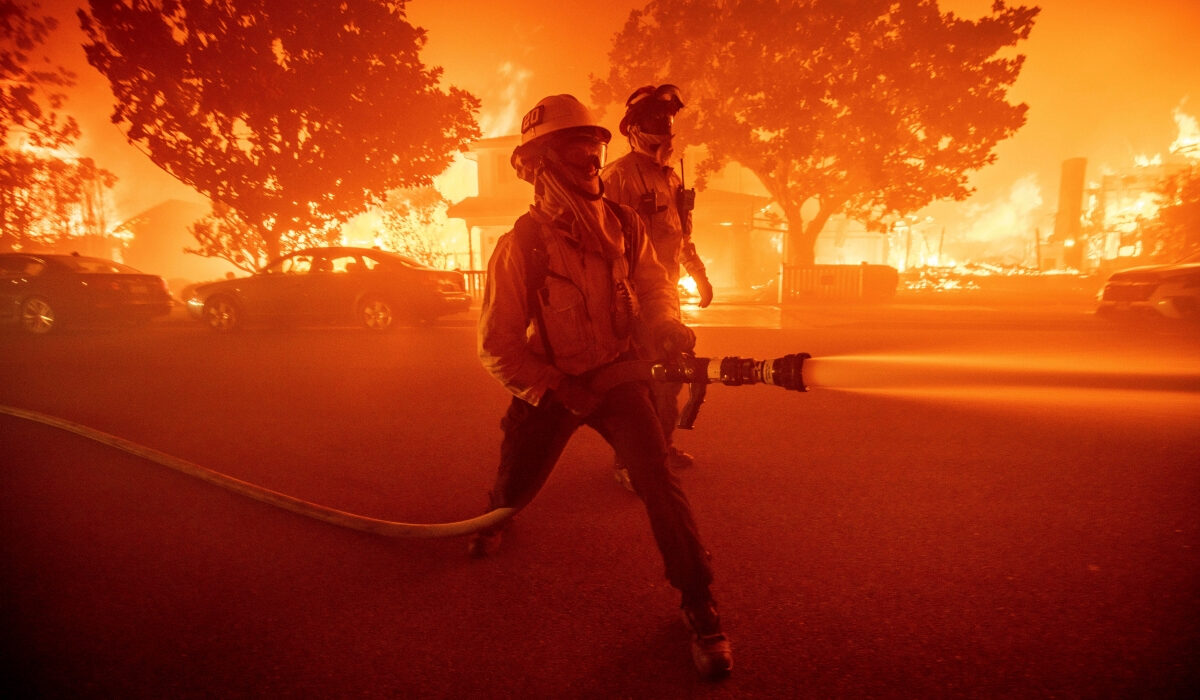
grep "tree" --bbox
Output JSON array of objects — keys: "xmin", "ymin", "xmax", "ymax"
[
  {"xmin": 185, "ymin": 201, "xmax": 334, "ymax": 273},
  {"xmin": 0, "ymin": 150, "xmax": 117, "ymax": 251},
  {"xmin": 592, "ymin": 0, "xmax": 1038, "ymax": 265},
  {"xmin": 2, "ymin": 3, "xmax": 122, "ymax": 254},
  {"xmin": 1, "ymin": 0, "xmax": 80, "ymax": 149},
  {"xmin": 79, "ymin": 0, "xmax": 480, "ymax": 265},
  {"xmin": 377, "ymin": 185, "xmax": 450, "ymax": 268}
]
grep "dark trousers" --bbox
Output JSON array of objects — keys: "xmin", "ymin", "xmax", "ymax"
[
  {"xmin": 487, "ymin": 380, "xmax": 713, "ymax": 598},
  {"xmin": 652, "ymin": 379, "xmax": 683, "ymax": 447}
]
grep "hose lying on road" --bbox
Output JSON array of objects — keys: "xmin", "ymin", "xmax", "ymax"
[
  {"xmin": 0, "ymin": 404, "xmax": 515, "ymax": 538},
  {"xmin": 1, "ymin": 354, "xmax": 811, "ymax": 537}
]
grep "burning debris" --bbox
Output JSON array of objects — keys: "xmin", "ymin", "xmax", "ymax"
[{"xmin": 899, "ymin": 263, "xmax": 1090, "ymax": 295}]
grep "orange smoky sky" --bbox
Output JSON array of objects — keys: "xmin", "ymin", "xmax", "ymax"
[{"xmin": 30, "ymin": 0, "xmax": 1200, "ymax": 231}]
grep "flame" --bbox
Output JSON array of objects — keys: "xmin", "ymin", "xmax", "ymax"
[
  {"xmin": 949, "ymin": 174, "xmax": 1043, "ymax": 265},
  {"xmin": 1170, "ymin": 105, "xmax": 1200, "ymax": 160},
  {"xmin": 479, "ymin": 62, "xmax": 532, "ymax": 138},
  {"xmin": 341, "ymin": 210, "xmax": 384, "ymax": 247},
  {"xmin": 434, "ymin": 152, "xmax": 478, "ymax": 202},
  {"xmin": 1090, "ymin": 105, "xmax": 1200, "ymax": 257},
  {"xmin": 677, "ymin": 275, "xmax": 702, "ymax": 305},
  {"xmin": 344, "ymin": 61, "xmax": 532, "ymax": 269},
  {"xmin": 338, "ymin": 60, "xmax": 531, "ymax": 264},
  {"xmin": 8, "ymin": 143, "xmax": 120, "ymax": 247},
  {"xmin": 1129, "ymin": 105, "xmax": 1197, "ymax": 167}
]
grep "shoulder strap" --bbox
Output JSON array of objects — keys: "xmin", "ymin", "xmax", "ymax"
[
  {"xmin": 513, "ymin": 214, "xmax": 555, "ymax": 366},
  {"xmin": 603, "ymin": 199, "xmax": 638, "ymax": 275},
  {"xmin": 513, "ymin": 214, "xmax": 549, "ymax": 292}
]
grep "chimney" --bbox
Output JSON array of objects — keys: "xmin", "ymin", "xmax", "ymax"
[{"xmin": 1053, "ymin": 158, "xmax": 1087, "ymax": 268}]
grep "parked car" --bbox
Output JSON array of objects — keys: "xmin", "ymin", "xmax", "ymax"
[
  {"xmin": 185, "ymin": 246, "xmax": 472, "ymax": 332},
  {"xmin": 1095, "ymin": 250, "xmax": 1200, "ymax": 321},
  {"xmin": 0, "ymin": 252, "xmax": 173, "ymax": 334}
]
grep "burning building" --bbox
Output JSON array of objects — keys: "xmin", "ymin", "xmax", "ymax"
[
  {"xmin": 1083, "ymin": 157, "xmax": 1189, "ymax": 268},
  {"xmin": 1076, "ymin": 107, "xmax": 1200, "ymax": 272}
]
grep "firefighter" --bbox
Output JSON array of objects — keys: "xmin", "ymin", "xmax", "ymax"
[
  {"xmin": 472, "ymin": 94, "xmax": 733, "ymax": 680},
  {"xmin": 603, "ymin": 84, "xmax": 713, "ymax": 488}
]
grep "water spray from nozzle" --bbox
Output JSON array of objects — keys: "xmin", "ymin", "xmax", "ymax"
[{"xmin": 799, "ymin": 353, "xmax": 1200, "ymax": 394}]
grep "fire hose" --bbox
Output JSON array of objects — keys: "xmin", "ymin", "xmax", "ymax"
[{"xmin": 0, "ymin": 352, "xmax": 810, "ymax": 538}]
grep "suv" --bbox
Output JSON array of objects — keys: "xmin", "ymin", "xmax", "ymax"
[{"xmin": 1095, "ymin": 250, "xmax": 1200, "ymax": 320}]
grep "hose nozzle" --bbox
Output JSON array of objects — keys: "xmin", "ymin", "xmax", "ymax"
[{"xmin": 710, "ymin": 353, "xmax": 810, "ymax": 391}]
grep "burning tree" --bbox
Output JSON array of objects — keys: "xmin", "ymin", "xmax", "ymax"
[
  {"xmin": 0, "ymin": 152, "xmax": 117, "ymax": 251},
  {"xmin": 592, "ymin": 0, "xmax": 1038, "ymax": 265},
  {"xmin": 2, "ymin": 1, "xmax": 118, "ymax": 253},
  {"xmin": 79, "ymin": 0, "xmax": 480, "ymax": 268}
]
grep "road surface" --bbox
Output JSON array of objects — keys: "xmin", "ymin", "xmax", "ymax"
[{"xmin": 2, "ymin": 299, "xmax": 1197, "ymax": 698}]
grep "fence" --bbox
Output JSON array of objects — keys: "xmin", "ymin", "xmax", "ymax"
[
  {"xmin": 780, "ymin": 264, "xmax": 898, "ymax": 303},
  {"xmin": 462, "ymin": 270, "xmax": 487, "ymax": 298}
]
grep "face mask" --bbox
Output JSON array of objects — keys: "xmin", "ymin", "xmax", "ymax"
[{"xmin": 629, "ymin": 127, "xmax": 675, "ymax": 166}]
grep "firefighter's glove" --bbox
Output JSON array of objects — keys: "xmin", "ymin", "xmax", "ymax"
[
  {"xmin": 553, "ymin": 375, "xmax": 601, "ymax": 417},
  {"xmin": 693, "ymin": 269, "xmax": 714, "ymax": 308},
  {"xmin": 651, "ymin": 318, "xmax": 697, "ymax": 356}
]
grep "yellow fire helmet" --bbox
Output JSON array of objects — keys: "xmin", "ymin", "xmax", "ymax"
[{"xmin": 511, "ymin": 94, "xmax": 611, "ymax": 182}]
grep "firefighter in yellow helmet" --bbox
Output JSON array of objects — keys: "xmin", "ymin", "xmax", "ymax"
[
  {"xmin": 473, "ymin": 94, "xmax": 733, "ymax": 680},
  {"xmin": 603, "ymin": 84, "xmax": 712, "ymax": 483}
]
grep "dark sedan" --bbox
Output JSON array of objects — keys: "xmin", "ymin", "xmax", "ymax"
[
  {"xmin": 0, "ymin": 252, "xmax": 173, "ymax": 334},
  {"xmin": 184, "ymin": 246, "xmax": 472, "ymax": 332}
]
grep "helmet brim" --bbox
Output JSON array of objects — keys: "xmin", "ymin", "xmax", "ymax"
[{"xmin": 512, "ymin": 125, "xmax": 611, "ymax": 163}]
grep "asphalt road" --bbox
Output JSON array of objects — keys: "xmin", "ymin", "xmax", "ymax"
[{"xmin": 2, "ymin": 300, "xmax": 1198, "ymax": 698}]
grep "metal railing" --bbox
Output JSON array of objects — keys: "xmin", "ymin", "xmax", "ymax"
[
  {"xmin": 780, "ymin": 264, "xmax": 898, "ymax": 303},
  {"xmin": 461, "ymin": 270, "xmax": 487, "ymax": 298}
]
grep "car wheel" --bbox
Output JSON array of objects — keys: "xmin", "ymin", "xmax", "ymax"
[
  {"xmin": 203, "ymin": 295, "xmax": 241, "ymax": 332},
  {"xmin": 359, "ymin": 295, "xmax": 396, "ymax": 331},
  {"xmin": 20, "ymin": 296, "xmax": 57, "ymax": 334}
]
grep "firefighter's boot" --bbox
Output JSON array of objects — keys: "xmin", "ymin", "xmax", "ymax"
[{"xmin": 681, "ymin": 599, "xmax": 733, "ymax": 680}]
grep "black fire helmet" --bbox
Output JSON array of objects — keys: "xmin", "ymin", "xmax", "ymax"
[{"xmin": 618, "ymin": 84, "xmax": 685, "ymax": 136}]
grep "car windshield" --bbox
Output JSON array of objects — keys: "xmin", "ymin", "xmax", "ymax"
[{"xmin": 1178, "ymin": 250, "xmax": 1200, "ymax": 265}]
